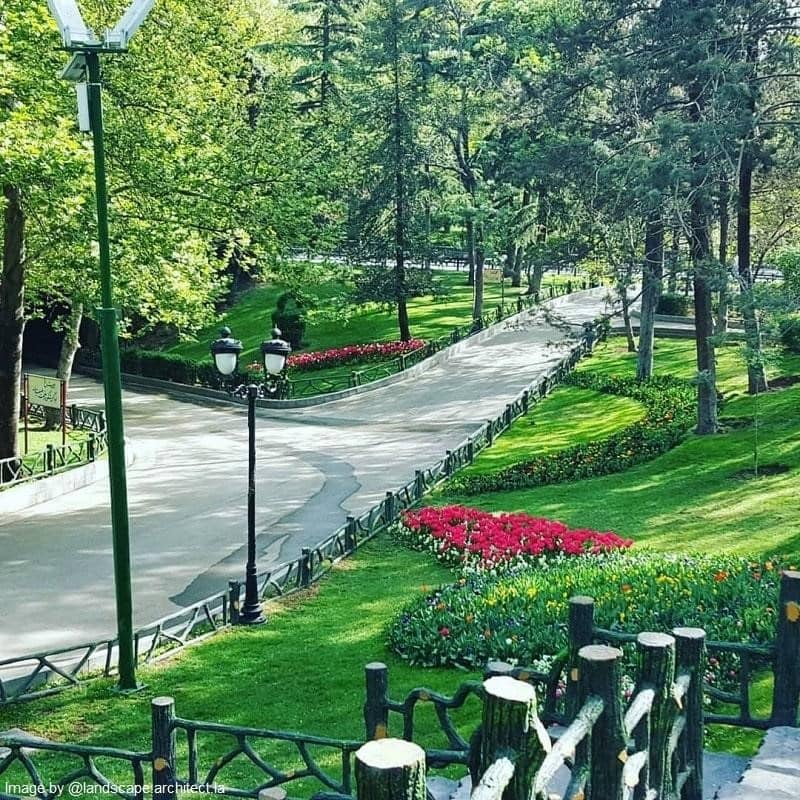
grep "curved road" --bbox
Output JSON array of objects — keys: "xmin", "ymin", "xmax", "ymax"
[{"xmin": 0, "ymin": 290, "xmax": 614, "ymax": 660}]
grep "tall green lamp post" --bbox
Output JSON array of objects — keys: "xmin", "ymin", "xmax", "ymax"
[{"xmin": 46, "ymin": 0, "xmax": 157, "ymax": 691}]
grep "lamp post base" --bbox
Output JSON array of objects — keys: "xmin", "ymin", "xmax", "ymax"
[{"xmin": 238, "ymin": 607, "xmax": 266, "ymax": 626}]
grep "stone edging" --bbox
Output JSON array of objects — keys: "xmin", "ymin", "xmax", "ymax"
[
  {"xmin": 78, "ymin": 289, "xmax": 605, "ymax": 410},
  {"xmin": 0, "ymin": 442, "xmax": 135, "ymax": 515}
]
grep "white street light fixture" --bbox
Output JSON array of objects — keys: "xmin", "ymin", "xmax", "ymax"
[
  {"xmin": 46, "ymin": 0, "xmax": 96, "ymax": 47},
  {"xmin": 107, "ymin": 0, "xmax": 157, "ymax": 49}
]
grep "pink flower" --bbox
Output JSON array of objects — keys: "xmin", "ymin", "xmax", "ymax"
[{"xmin": 400, "ymin": 506, "xmax": 632, "ymax": 572}]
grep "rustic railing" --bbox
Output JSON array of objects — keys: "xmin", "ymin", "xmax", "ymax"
[
  {"xmin": 0, "ymin": 313, "xmax": 598, "ymax": 704},
  {"xmin": 363, "ymin": 628, "xmax": 704, "ymax": 800},
  {"xmin": 0, "ymin": 404, "xmax": 107, "ymax": 489},
  {"xmin": 0, "ymin": 622, "xmax": 701, "ymax": 800}
]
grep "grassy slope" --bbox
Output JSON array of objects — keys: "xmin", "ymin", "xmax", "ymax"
[
  {"xmin": 164, "ymin": 271, "xmax": 568, "ymax": 364},
  {"xmin": 457, "ymin": 387, "xmax": 644, "ymax": 476},
  {"xmin": 439, "ymin": 339, "xmax": 800, "ymax": 559},
  {"xmin": 3, "ymin": 338, "xmax": 797, "ymax": 763}
]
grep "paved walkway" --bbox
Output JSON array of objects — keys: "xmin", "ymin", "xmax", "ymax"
[{"xmin": 0, "ymin": 290, "xmax": 614, "ymax": 660}]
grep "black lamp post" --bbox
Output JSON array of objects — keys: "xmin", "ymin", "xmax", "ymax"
[{"xmin": 210, "ymin": 326, "xmax": 291, "ymax": 625}]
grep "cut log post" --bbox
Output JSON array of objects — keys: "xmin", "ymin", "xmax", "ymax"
[
  {"xmin": 772, "ymin": 570, "xmax": 800, "ymax": 726},
  {"xmin": 579, "ymin": 644, "xmax": 626, "ymax": 800},
  {"xmin": 151, "ymin": 697, "xmax": 177, "ymax": 796},
  {"xmin": 566, "ymin": 596, "xmax": 595, "ymax": 722},
  {"xmin": 476, "ymin": 676, "xmax": 550, "ymax": 800},
  {"xmin": 364, "ymin": 662, "xmax": 390, "ymax": 739},
  {"xmin": 355, "ymin": 738, "xmax": 426, "ymax": 800},
  {"xmin": 674, "ymin": 627, "xmax": 706, "ymax": 800},
  {"xmin": 486, "ymin": 421, "xmax": 494, "ymax": 447},
  {"xmin": 635, "ymin": 632, "xmax": 676, "ymax": 797}
]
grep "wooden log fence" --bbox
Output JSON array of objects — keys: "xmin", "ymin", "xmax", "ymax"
[{"xmin": 0, "ymin": 583, "xmax": 796, "ymax": 800}]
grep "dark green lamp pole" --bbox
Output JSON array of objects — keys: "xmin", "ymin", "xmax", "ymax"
[
  {"xmin": 211, "ymin": 327, "xmax": 291, "ymax": 625},
  {"xmin": 47, "ymin": 0, "xmax": 157, "ymax": 692},
  {"xmin": 84, "ymin": 50, "xmax": 137, "ymax": 691}
]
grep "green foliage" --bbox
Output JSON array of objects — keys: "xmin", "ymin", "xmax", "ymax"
[
  {"xmin": 272, "ymin": 291, "xmax": 308, "ymax": 349},
  {"xmin": 779, "ymin": 314, "xmax": 800, "ymax": 354},
  {"xmin": 656, "ymin": 293, "xmax": 692, "ymax": 317},
  {"xmin": 388, "ymin": 552, "xmax": 784, "ymax": 669},
  {"xmin": 447, "ymin": 372, "xmax": 695, "ymax": 494}
]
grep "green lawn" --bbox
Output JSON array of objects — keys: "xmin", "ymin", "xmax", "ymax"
[
  {"xmin": 3, "ymin": 337, "xmax": 797, "ymax": 767},
  {"xmin": 165, "ymin": 270, "xmax": 569, "ymax": 365},
  {"xmin": 457, "ymin": 386, "xmax": 644, "ymax": 477},
  {"xmin": 17, "ymin": 420, "xmax": 88, "ymax": 463},
  {"xmin": 439, "ymin": 338, "xmax": 800, "ymax": 559}
]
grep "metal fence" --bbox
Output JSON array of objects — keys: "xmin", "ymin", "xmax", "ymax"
[
  {"xmin": 0, "ymin": 306, "xmax": 599, "ymax": 706},
  {"xmin": 0, "ymin": 405, "xmax": 107, "ymax": 489}
]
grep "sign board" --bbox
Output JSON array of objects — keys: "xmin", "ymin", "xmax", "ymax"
[{"xmin": 26, "ymin": 374, "xmax": 64, "ymax": 409}]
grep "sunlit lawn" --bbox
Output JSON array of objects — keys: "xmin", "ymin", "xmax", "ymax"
[
  {"xmin": 2, "ymin": 337, "xmax": 797, "ymax": 766},
  {"xmin": 165, "ymin": 269, "xmax": 571, "ymax": 364}
]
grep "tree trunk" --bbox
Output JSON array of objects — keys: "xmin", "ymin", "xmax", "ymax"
[
  {"xmin": 391, "ymin": 13, "xmax": 411, "ymax": 343},
  {"xmin": 667, "ymin": 227, "xmax": 679, "ymax": 294},
  {"xmin": 510, "ymin": 187, "xmax": 529, "ymax": 289},
  {"xmin": 619, "ymin": 262, "xmax": 636, "ymax": 353},
  {"xmin": 472, "ymin": 222, "xmax": 484, "ymax": 320},
  {"xmin": 637, "ymin": 213, "xmax": 664, "ymax": 379},
  {"xmin": 45, "ymin": 302, "xmax": 84, "ymax": 430},
  {"xmin": 0, "ymin": 184, "xmax": 25, "ymax": 463},
  {"xmin": 465, "ymin": 216, "xmax": 476, "ymax": 287},
  {"xmin": 716, "ymin": 176, "xmax": 730, "ymax": 334},
  {"xmin": 737, "ymin": 148, "xmax": 768, "ymax": 394},
  {"xmin": 688, "ymin": 87, "xmax": 718, "ymax": 434}
]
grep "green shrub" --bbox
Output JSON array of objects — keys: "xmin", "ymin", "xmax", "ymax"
[
  {"xmin": 92, "ymin": 347, "xmax": 227, "ymax": 389},
  {"xmin": 448, "ymin": 373, "xmax": 695, "ymax": 494},
  {"xmin": 388, "ymin": 552, "xmax": 784, "ymax": 672},
  {"xmin": 272, "ymin": 291, "xmax": 307, "ymax": 350},
  {"xmin": 656, "ymin": 293, "xmax": 691, "ymax": 316},
  {"xmin": 779, "ymin": 314, "xmax": 800, "ymax": 354}
]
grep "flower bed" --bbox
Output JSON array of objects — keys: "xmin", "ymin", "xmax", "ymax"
[
  {"xmin": 264, "ymin": 340, "xmax": 427, "ymax": 373},
  {"xmin": 448, "ymin": 373, "xmax": 696, "ymax": 494},
  {"xmin": 388, "ymin": 552, "xmax": 783, "ymax": 675},
  {"xmin": 395, "ymin": 505, "xmax": 632, "ymax": 574}
]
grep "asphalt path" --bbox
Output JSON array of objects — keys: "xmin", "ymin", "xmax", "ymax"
[{"xmin": 0, "ymin": 289, "xmax": 615, "ymax": 660}]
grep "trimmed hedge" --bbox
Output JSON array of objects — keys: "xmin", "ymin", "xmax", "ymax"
[
  {"xmin": 447, "ymin": 372, "xmax": 696, "ymax": 494},
  {"xmin": 81, "ymin": 347, "xmax": 225, "ymax": 389}
]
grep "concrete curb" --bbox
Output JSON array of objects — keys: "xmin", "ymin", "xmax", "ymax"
[
  {"xmin": 0, "ymin": 444, "xmax": 135, "ymax": 515},
  {"xmin": 78, "ymin": 289, "xmax": 605, "ymax": 410}
]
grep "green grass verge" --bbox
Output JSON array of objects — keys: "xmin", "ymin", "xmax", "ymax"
[
  {"xmin": 438, "ymin": 338, "xmax": 800, "ymax": 559},
  {"xmin": 164, "ymin": 270, "xmax": 567, "ymax": 365},
  {"xmin": 457, "ymin": 386, "xmax": 645, "ymax": 477},
  {"xmin": 3, "ymin": 337, "xmax": 796, "ymax": 764}
]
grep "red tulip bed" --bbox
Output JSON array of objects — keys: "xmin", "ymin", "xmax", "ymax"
[
  {"xmin": 288, "ymin": 340, "xmax": 426, "ymax": 372},
  {"xmin": 395, "ymin": 505, "xmax": 633, "ymax": 575}
]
